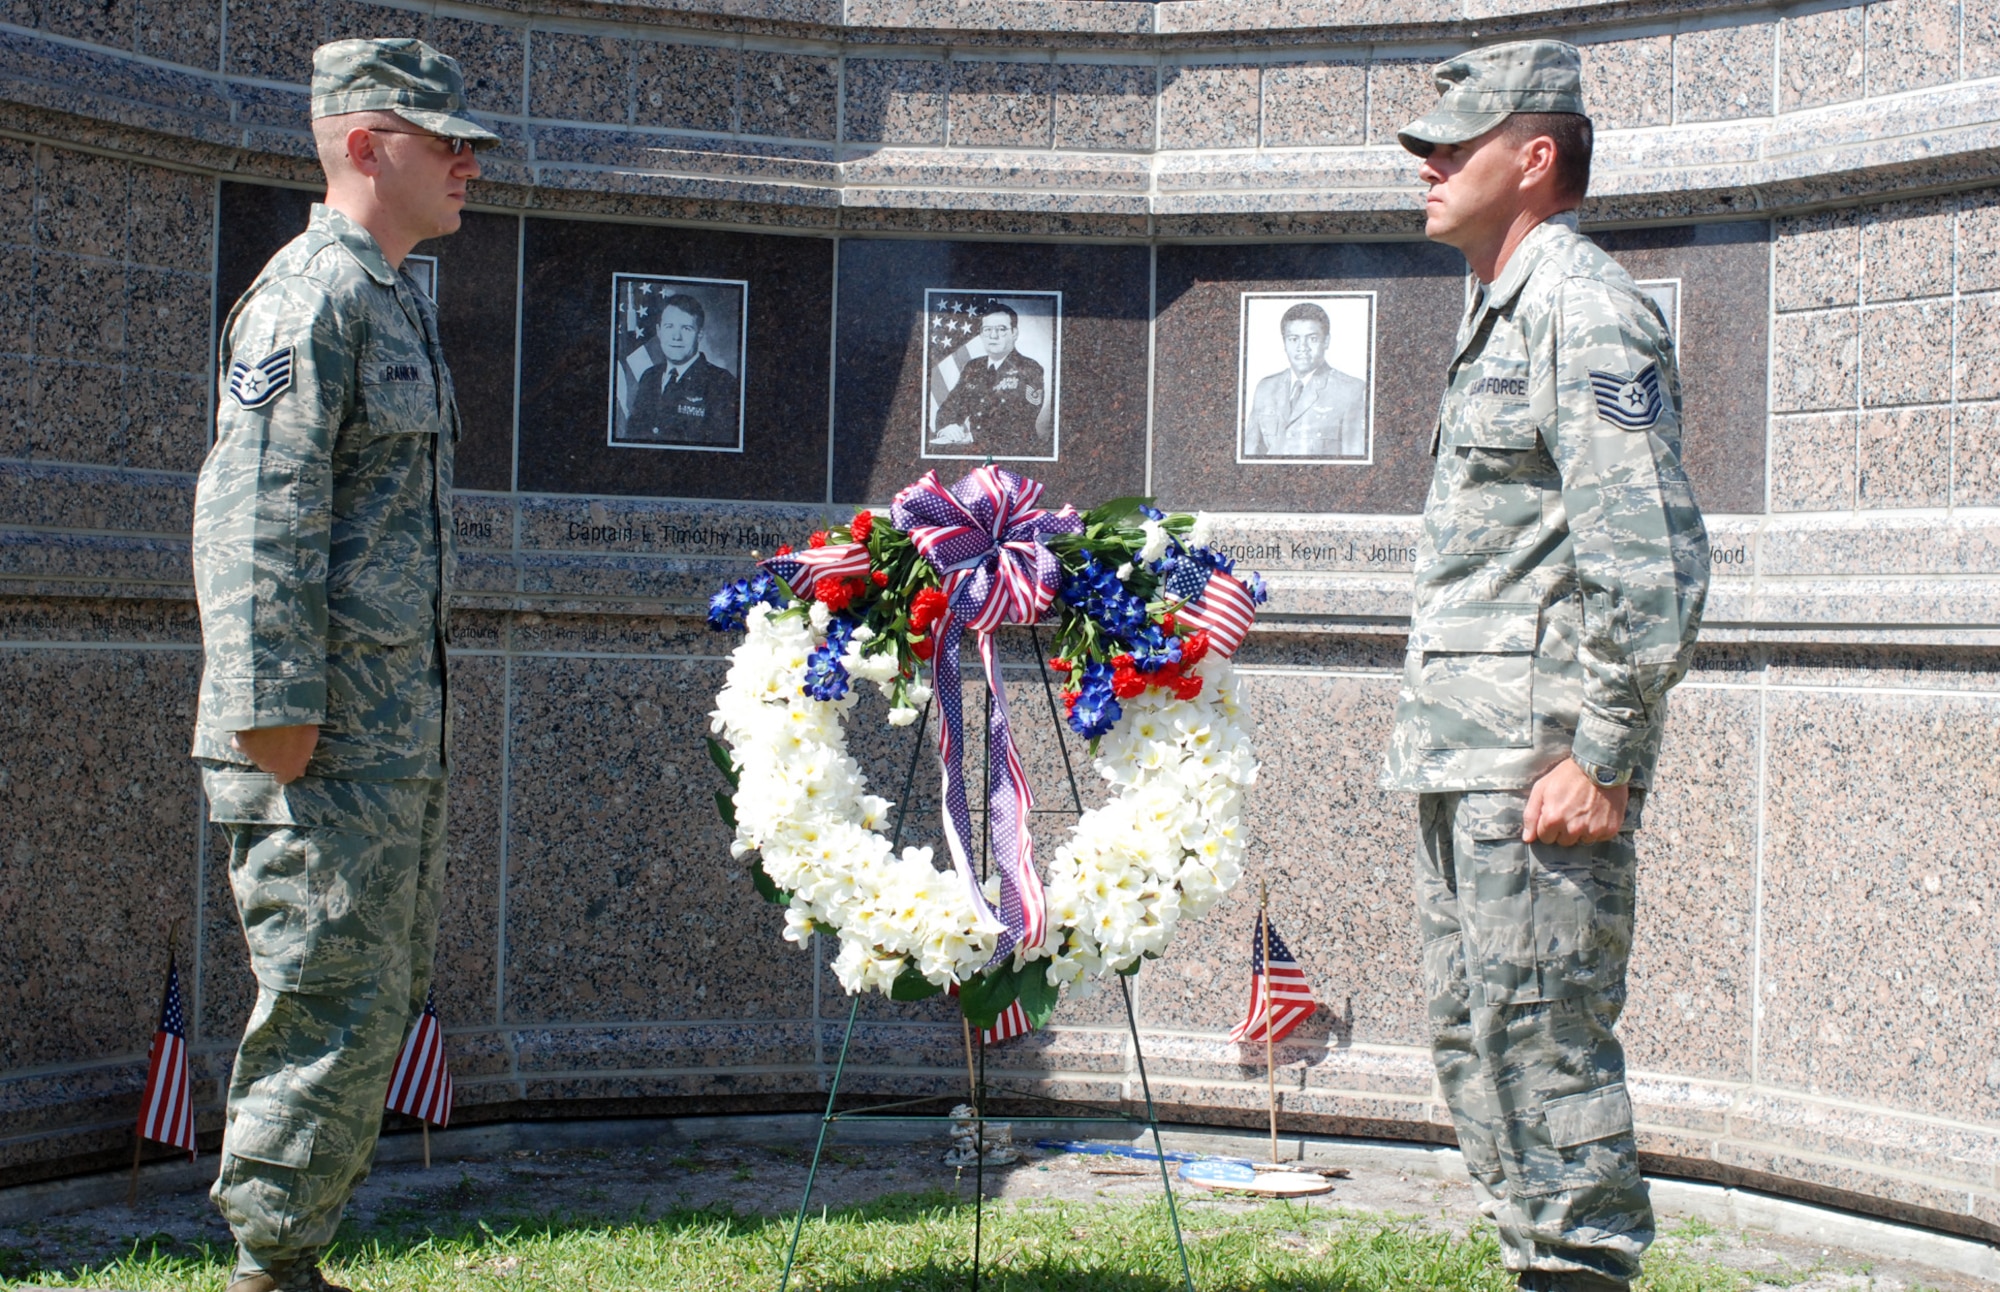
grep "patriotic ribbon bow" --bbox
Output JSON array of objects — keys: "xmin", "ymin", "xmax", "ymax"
[
  {"xmin": 891, "ymin": 466, "xmax": 1083, "ymax": 964},
  {"xmin": 759, "ymin": 541, "xmax": 871, "ymax": 598}
]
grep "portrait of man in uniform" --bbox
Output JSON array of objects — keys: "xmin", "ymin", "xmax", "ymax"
[
  {"xmin": 1237, "ymin": 292, "xmax": 1375, "ymax": 463},
  {"xmin": 922, "ymin": 290, "xmax": 1060, "ymax": 461},
  {"xmin": 608, "ymin": 273, "xmax": 748, "ymax": 451}
]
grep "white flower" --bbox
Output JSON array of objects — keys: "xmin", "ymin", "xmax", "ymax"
[
  {"xmin": 887, "ymin": 705, "xmax": 919, "ymax": 727},
  {"xmin": 1189, "ymin": 513, "xmax": 1216, "ymax": 548},
  {"xmin": 908, "ymin": 682, "xmax": 934, "ymax": 704},
  {"xmin": 809, "ymin": 600, "xmax": 831, "ymax": 631},
  {"xmin": 1139, "ymin": 519, "xmax": 1170, "ymax": 563},
  {"xmin": 1116, "ymin": 562, "xmax": 1133, "ymax": 580}
]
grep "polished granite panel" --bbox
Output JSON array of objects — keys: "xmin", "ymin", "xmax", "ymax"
[
  {"xmin": 1769, "ymin": 411, "xmax": 1857, "ymax": 511},
  {"xmin": 126, "ymin": 160, "xmax": 212, "ymax": 274},
  {"xmin": 1858, "ymin": 405, "xmax": 1950, "ymax": 508},
  {"xmin": 1770, "ymin": 309, "xmax": 1858, "ymax": 413},
  {"xmin": 1863, "ymin": 193, "xmax": 1955, "ymax": 302},
  {"xmin": 1619, "ymin": 686, "xmax": 1759, "ymax": 1082},
  {"xmin": 634, "ymin": 41, "xmax": 739, "ymax": 133},
  {"xmin": 1141, "ymin": 672, "xmax": 1425, "ymax": 1048},
  {"xmin": 1759, "ymin": 689, "xmax": 2000, "ymax": 1122},
  {"xmin": 0, "ymin": 139, "xmax": 31, "ymax": 239},
  {"xmin": 503, "ymin": 654, "xmax": 817, "ymax": 1023},
  {"xmin": 531, "ymin": 31, "xmax": 632, "ymax": 126},
  {"xmin": 517, "ymin": 218, "xmax": 831, "ymax": 501},
  {"xmin": 0, "ymin": 244, "xmax": 22, "ymax": 355},
  {"xmin": 1259, "ymin": 61, "xmax": 1364, "ymax": 149},
  {"xmin": 1957, "ymin": 402, "xmax": 2000, "ymax": 506},
  {"xmin": 33, "ymin": 146, "xmax": 126, "ymax": 259},
  {"xmin": 1674, "ymin": 24, "xmax": 1774, "ymax": 122},
  {"xmin": 512, "ymin": 1022, "xmax": 812, "ymax": 1072},
  {"xmin": 22, "ymin": 360, "xmax": 123, "ymax": 467},
  {"xmin": 1579, "ymin": 36, "xmax": 1671, "ymax": 130},
  {"xmin": 1366, "ymin": 59, "xmax": 1437, "ymax": 148},
  {"xmin": 1592, "ymin": 222, "xmax": 1770, "ymax": 514},
  {"xmin": 1159, "ymin": 63, "xmax": 1258, "ymax": 150},
  {"xmin": 948, "ymin": 59, "xmax": 1051, "ymax": 149},
  {"xmin": 1860, "ymin": 300, "xmax": 1951, "ymax": 406},
  {"xmin": 319, "ymin": 0, "xmax": 423, "ymax": 49},
  {"xmin": 30, "ymin": 0, "xmax": 135, "ymax": 51},
  {"xmin": 843, "ymin": 57, "xmax": 948, "ymax": 146},
  {"xmin": 740, "ymin": 50, "xmax": 837, "ymax": 142},
  {"xmin": 1865, "ymin": 0, "xmax": 1961, "ymax": 95},
  {"xmin": 1774, "ymin": 209, "xmax": 1860, "ymax": 312},
  {"xmin": 1781, "ymin": 6, "xmax": 1866, "ymax": 112},
  {"xmin": 126, "ymin": 266, "xmax": 210, "ymax": 372},
  {"xmin": 1957, "ymin": 292, "xmax": 2000, "ymax": 401},
  {"xmin": 121, "ymin": 368, "xmax": 207, "ymax": 473},
  {"xmin": 1972, "ymin": 0, "xmax": 2000, "ymax": 79},
  {"xmin": 439, "ymin": 652, "xmax": 504, "ymax": 1030},
  {"xmin": 31, "ymin": 253, "xmax": 122, "ymax": 362},
  {"xmin": 0, "ymin": 594, "xmax": 199, "ymax": 641},
  {"xmin": 423, "ymin": 14, "xmax": 525, "ymax": 117},
  {"xmin": 0, "ymin": 462, "xmax": 191, "ymax": 533},
  {"xmin": 1052, "ymin": 63, "xmax": 1156, "ymax": 152},
  {"xmin": 0, "ymin": 646, "xmax": 200, "ymax": 1069},
  {"xmin": 220, "ymin": 0, "xmax": 314, "ymax": 83},
  {"xmin": 1151, "ymin": 239, "xmax": 1470, "ymax": 515},
  {"xmin": 1961, "ymin": 191, "xmax": 2000, "ymax": 293},
  {"xmin": 831, "ymin": 237, "xmax": 1149, "ymax": 506}
]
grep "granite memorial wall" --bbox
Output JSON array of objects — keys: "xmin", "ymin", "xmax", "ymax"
[{"xmin": 2, "ymin": 0, "xmax": 1999, "ymax": 1246}]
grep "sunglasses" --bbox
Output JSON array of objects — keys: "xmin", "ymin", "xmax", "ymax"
[{"xmin": 366, "ymin": 127, "xmax": 480, "ymax": 155}]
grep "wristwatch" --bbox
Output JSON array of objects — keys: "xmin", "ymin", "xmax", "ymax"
[{"xmin": 1572, "ymin": 755, "xmax": 1632, "ymax": 788}]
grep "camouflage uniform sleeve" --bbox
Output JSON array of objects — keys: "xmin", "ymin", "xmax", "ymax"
[
  {"xmin": 193, "ymin": 273, "xmax": 356, "ymax": 731},
  {"xmin": 1545, "ymin": 277, "xmax": 1710, "ymax": 777}
]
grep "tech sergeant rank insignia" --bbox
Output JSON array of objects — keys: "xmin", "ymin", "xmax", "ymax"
[
  {"xmin": 1587, "ymin": 361, "xmax": 1663, "ymax": 429},
  {"xmin": 228, "ymin": 346, "xmax": 295, "ymax": 409}
]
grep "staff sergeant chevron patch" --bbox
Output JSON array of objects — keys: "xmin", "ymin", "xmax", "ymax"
[
  {"xmin": 1587, "ymin": 363, "xmax": 1663, "ymax": 430},
  {"xmin": 228, "ymin": 346, "xmax": 294, "ymax": 409}
]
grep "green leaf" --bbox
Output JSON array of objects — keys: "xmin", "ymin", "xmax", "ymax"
[
  {"xmin": 1015, "ymin": 960, "xmax": 1059, "ymax": 1029},
  {"xmin": 712, "ymin": 789, "xmax": 736, "ymax": 831},
  {"xmin": 750, "ymin": 856, "xmax": 789, "ymax": 906},
  {"xmin": 1119, "ymin": 957, "xmax": 1144, "ymax": 978},
  {"xmin": 890, "ymin": 964, "xmax": 942, "ymax": 1001},
  {"xmin": 955, "ymin": 962, "xmax": 1024, "ymax": 1030},
  {"xmin": 705, "ymin": 737, "xmax": 739, "ymax": 789},
  {"xmin": 1084, "ymin": 496, "xmax": 1153, "ymax": 529}
]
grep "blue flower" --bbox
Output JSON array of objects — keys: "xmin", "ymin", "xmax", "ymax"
[
  {"xmin": 1067, "ymin": 662, "xmax": 1122, "ymax": 739},
  {"xmin": 1127, "ymin": 626, "xmax": 1182, "ymax": 673},
  {"xmin": 1138, "ymin": 504, "xmax": 1166, "ymax": 521},
  {"xmin": 802, "ymin": 646, "xmax": 850, "ymax": 700}
]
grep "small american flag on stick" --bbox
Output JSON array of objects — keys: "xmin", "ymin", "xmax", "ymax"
[
  {"xmin": 385, "ymin": 990, "xmax": 453, "ymax": 1127},
  {"xmin": 136, "ymin": 956, "xmax": 197, "ymax": 1160},
  {"xmin": 947, "ymin": 984, "xmax": 1035, "ymax": 1047},
  {"xmin": 1228, "ymin": 912, "xmax": 1317, "ymax": 1045},
  {"xmin": 1162, "ymin": 557, "xmax": 1257, "ymax": 657}
]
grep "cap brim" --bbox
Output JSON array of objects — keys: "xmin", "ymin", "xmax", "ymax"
[
  {"xmin": 393, "ymin": 106, "xmax": 502, "ymax": 143},
  {"xmin": 1396, "ymin": 107, "xmax": 1511, "ymax": 156}
]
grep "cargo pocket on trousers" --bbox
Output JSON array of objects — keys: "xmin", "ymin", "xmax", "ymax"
[
  {"xmin": 213, "ymin": 795, "xmax": 388, "ymax": 995},
  {"xmin": 227, "ymin": 1113, "xmax": 318, "ymax": 1169},
  {"xmin": 1543, "ymin": 1081, "xmax": 1634, "ymax": 1150}
]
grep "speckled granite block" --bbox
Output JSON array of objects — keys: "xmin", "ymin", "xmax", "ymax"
[
  {"xmin": 1781, "ymin": 6, "xmax": 1866, "ymax": 112},
  {"xmin": 1861, "ymin": 300, "xmax": 1951, "ymax": 405},
  {"xmin": 1712, "ymin": 1139, "xmax": 1990, "ymax": 1228},
  {"xmin": 949, "ymin": 60, "xmax": 1051, "ymax": 149},
  {"xmin": 1729, "ymin": 1090, "xmax": 2000, "ymax": 1187},
  {"xmin": 221, "ymin": 0, "xmax": 315, "ymax": 83},
  {"xmin": 1866, "ymin": 0, "xmax": 1961, "ymax": 95},
  {"xmin": 1579, "ymin": 36, "xmax": 1671, "ymax": 130},
  {"xmin": 134, "ymin": 0, "xmax": 217, "ymax": 70},
  {"xmin": 1769, "ymin": 412, "xmax": 1858, "ymax": 511},
  {"xmin": 1857, "ymin": 405, "xmax": 1951, "ymax": 507},
  {"xmin": 32, "ymin": 0, "xmax": 135, "ymax": 52},
  {"xmin": 1758, "ymin": 689, "xmax": 2000, "ymax": 1121},
  {"xmin": 126, "ymin": 161, "xmax": 211, "ymax": 273},
  {"xmin": 738, "ymin": 51, "xmax": 836, "ymax": 142},
  {"xmin": 22, "ymin": 359, "xmax": 120, "ymax": 461},
  {"xmin": 33, "ymin": 253, "xmax": 124, "ymax": 361},
  {"xmin": 0, "ymin": 244, "xmax": 27, "ymax": 354},
  {"xmin": 1052, "ymin": 63, "xmax": 1155, "ymax": 152},
  {"xmin": 1774, "ymin": 209, "xmax": 1860, "ymax": 312},
  {"xmin": 125, "ymin": 267, "xmax": 208, "ymax": 371},
  {"xmin": 1771, "ymin": 309, "xmax": 1858, "ymax": 412},
  {"xmin": 633, "ymin": 41, "xmax": 738, "ymax": 134},
  {"xmin": 1970, "ymin": 0, "xmax": 2000, "ymax": 78},
  {"xmin": 319, "ymin": 0, "xmax": 422, "ymax": 50},
  {"xmin": 1956, "ymin": 292, "xmax": 2000, "ymax": 399},
  {"xmin": 1367, "ymin": 59, "xmax": 1437, "ymax": 147},
  {"xmin": 1257, "ymin": 61, "xmax": 1363, "ymax": 148},
  {"xmin": 436, "ymin": 653, "xmax": 504, "ymax": 1030},
  {"xmin": 121, "ymin": 369, "xmax": 206, "ymax": 472},
  {"xmin": 424, "ymin": 15, "xmax": 525, "ymax": 118},
  {"xmin": 842, "ymin": 57, "xmax": 947, "ymax": 146},
  {"xmin": 532, "ymin": 32, "xmax": 632, "ymax": 126},
  {"xmin": 1142, "ymin": 672, "xmax": 1424, "ymax": 1047},
  {"xmin": 0, "ymin": 139, "xmax": 32, "ymax": 241},
  {"xmin": 1956, "ymin": 402, "xmax": 2000, "ymax": 505},
  {"xmin": 0, "ymin": 646, "xmax": 200, "ymax": 1070},
  {"xmin": 33, "ymin": 147, "xmax": 127, "ymax": 259},
  {"xmin": 1675, "ymin": 24, "xmax": 1775, "ymax": 122},
  {"xmin": 1621, "ymin": 687, "xmax": 1760, "ymax": 1081},
  {"xmin": 1159, "ymin": 62, "xmax": 1258, "ymax": 150},
  {"xmin": 1864, "ymin": 193, "xmax": 1955, "ymax": 302},
  {"xmin": 1960, "ymin": 191, "xmax": 2000, "ymax": 293},
  {"xmin": 503, "ymin": 655, "xmax": 817, "ymax": 1024},
  {"xmin": 514, "ymin": 1022, "xmax": 812, "ymax": 1073}
]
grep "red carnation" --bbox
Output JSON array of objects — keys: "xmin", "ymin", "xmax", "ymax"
[
  {"xmin": 1112, "ymin": 653, "xmax": 1135, "ymax": 670},
  {"xmin": 1180, "ymin": 630, "xmax": 1211, "ymax": 669},
  {"xmin": 775, "ymin": 544, "xmax": 793, "ymax": 556},
  {"xmin": 815, "ymin": 579, "xmax": 854, "ymax": 611},
  {"xmin": 1160, "ymin": 611, "xmax": 1179, "ymax": 634},
  {"xmin": 807, "ymin": 531, "xmax": 828, "ymax": 549},
  {"xmin": 851, "ymin": 510, "xmax": 874, "ymax": 542},
  {"xmin": 1171, "ymin": 674, "xmax": 1204, "ymax": 701},
  {"xmin": 1047, "ymin": 656, "xmax": 1072, "ymax": 673},
  {"xmin": 1111, "ymin": 665, "xmax": 1146, "ymax": 700},
  {"xmin": 1062, "ymin": 688, "xmax": 1079, "ymax": 713},
  {"xmin": 911, "ymin": 634, "xmax": 936, "ymax": 661},
  {"xmin": 910, "ymin": 587, "xmax": 949, "ymax": 632},
  {"xmin": 871, "ymin": 570, "xmax": 889, "ymax": 588}
]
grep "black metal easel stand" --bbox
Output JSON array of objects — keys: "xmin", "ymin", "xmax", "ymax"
[{"xmin": 776, "ymin": 629, "xmax": 1196, "ymax": 1291}]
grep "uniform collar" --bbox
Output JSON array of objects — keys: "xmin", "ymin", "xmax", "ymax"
[
  {"xmin": 310, "ymin": 203, "xmax": 399, "ymax": 287},
  {"xmin": 1479, "ymin": 209, "xmax": 1579, "ymax": 313}
]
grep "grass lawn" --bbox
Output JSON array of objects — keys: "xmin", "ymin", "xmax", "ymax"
[{"xmin": 6, "ymin": 1191, "xmax": 1797, "ymax": 1291}]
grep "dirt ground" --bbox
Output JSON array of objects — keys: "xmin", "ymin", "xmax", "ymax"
[{"xmin": 1, "ymin": 1135, "xmax": 1988, "ymax": 1291}]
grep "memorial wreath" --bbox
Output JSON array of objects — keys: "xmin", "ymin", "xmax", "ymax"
[{"xmin": 706, "ymin": 466, "xmax": 1266, "ymax": 1030}]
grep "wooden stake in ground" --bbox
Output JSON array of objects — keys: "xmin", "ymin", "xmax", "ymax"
[
  {"xmin": 1262, "ymin": 880, "xmax": 1278, "ymax": 1166},
  {"xmin": 422, "ymin": 1122, "xmax": 431, "ymax": 1170}
]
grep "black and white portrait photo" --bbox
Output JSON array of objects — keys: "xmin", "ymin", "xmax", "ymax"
[
  {"xmin": 922, "ymin": 290, "xmax": 1060, "ymax": 462},
  {"xmin": 1237, "ymin": 292, "xmax": 1374, "ymax": 464},
  {"xmin": 608, "ymin": 274, "xmax": 748, "ymax": 452}
]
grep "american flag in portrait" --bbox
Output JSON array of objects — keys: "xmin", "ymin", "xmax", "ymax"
[
  {"xmin": 925, "ymin": 293, "xmax": 992, "ymax": 434},
  {"xmin": 615, "ymin": 278, "xmax": 671, "ymax": 420}
]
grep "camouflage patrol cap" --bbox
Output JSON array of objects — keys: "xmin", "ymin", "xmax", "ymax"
[
  {"xmin": 1397, "ymin": 40, "xmax": 1586, "ymax": 156},
  {"xmin": 311, "ymin": 38, "xmax": 500, "ymax": 143}
]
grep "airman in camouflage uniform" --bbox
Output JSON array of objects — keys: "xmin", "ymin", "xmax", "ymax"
[
  {"xmin": 190, "ymin": 38, "xmax": 493, "ymax": 1292},
  {"xmin": 1380, "ymin": 41, "xmax": 1710, "ymax": 1292}
]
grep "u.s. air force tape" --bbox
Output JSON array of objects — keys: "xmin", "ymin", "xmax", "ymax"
[
  {"xmin": 227, "ymin": 346, "xmax": 294, "ymax": 408},
  {"xmin": 1587, "ymin": 363, "xmax": 1662, "ymax": 430}
]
